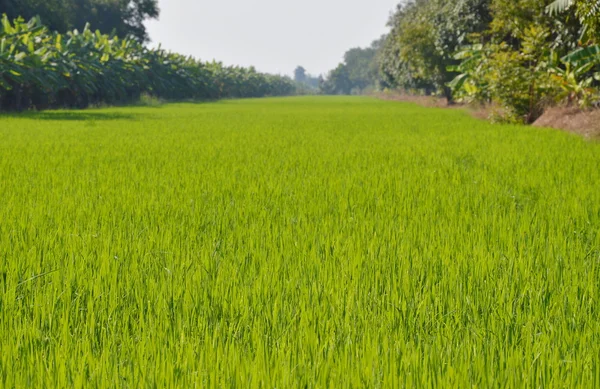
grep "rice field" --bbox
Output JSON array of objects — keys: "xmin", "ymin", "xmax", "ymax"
[{"xmin": 1, "ymin": 96, "xmax": 600, "ymax": 387}]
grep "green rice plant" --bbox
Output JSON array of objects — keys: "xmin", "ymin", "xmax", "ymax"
[{"xmin": 1, "ymin": 96, "xmax": 600, "ymax": 387}]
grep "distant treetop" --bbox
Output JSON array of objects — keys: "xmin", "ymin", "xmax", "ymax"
[{"xmin": 0, "ymin": 0, "xmax": 159, "ymax": 41}]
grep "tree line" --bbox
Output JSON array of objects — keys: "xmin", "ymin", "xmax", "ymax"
[
  {"xmin": 0, "ymin": 12, "xmax": 295, "ymax": 111},
  {"xmin": 322, "ymin": 0, "xmax": 600, "ymax": 123}
]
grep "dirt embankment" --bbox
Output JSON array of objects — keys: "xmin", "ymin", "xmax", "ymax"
[
  {"xmin": 532, "ymin": 108, "xmax": 600, "ymax": 139},
  {"xmin": 374, "ymin": 92, "xmax": 600, "ymax": 139}
]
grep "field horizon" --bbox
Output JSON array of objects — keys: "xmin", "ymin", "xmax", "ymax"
[{"xmin": 1, "ymin": 96, "xmax": 600, "ymax": 387}]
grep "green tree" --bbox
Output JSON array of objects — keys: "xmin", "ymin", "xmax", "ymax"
[
  {"xmin": 294, "ymin": 66, "xmax": 307, "ymax": 83},
  {"xmin": 491, "ymin": 0, "xmax": 580, "ymax": 49},
  {"xmin": 547, "ymin": 0, "xmax": 600, "ymax": 41},
  {"xmin": 320, "ymin": 64, "xmax": 352, "ymax": 95},
  {"xmin": 380, "ymin": 0, "xmax": 492, "ymax": 100},
  {"xmin": 0, "ymin": 0, "xmax": 72, "ymax": 31},
  {"xmin": 0, "ymin": 0, "xmax": 159, "ymax": 41},
  {"xmin": 321, "ymin": 38, "xmax": 385, "ymax": 95},
  {"xmin": 343, "ymin": 44, "xmax": 378, "ymax": 92},
  {"xmin": 449, "ymin": 0, "xmax": 590, "ymax": 121}
]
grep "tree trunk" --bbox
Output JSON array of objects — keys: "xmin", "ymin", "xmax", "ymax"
[
  {"xmin": 443, "ymin": 86, "xmax": 454, "ymax": 105},
  {"xmin": 15, "ymin": 86, "xmax": 22, "ymax": 111}
]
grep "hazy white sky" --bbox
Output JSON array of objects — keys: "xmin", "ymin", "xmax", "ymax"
[{"xmin": 145, "ymin": 0, "xmax": 398, "ymax": 77}]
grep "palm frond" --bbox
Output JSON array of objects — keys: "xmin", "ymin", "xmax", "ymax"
[
  {"xmin": 579, "ymin": 0, "xmax": 600, "ymax": 21},
  {"xmin": 546, "ymin": 0, "xmax": 574, "ymax": 15}
]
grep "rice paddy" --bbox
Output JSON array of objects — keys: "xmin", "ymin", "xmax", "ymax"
[{"xmin": 1, "ymin": 96, "xmax": 600, "ymax": 387}]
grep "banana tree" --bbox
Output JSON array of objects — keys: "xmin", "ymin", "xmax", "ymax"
[
  {"xmin": 1, "ymin": 14, "xmax": 295, "ymax": 111},
  {"xmin": 446, "ymin": 44, "xmax": 492, "ymax": 103}
]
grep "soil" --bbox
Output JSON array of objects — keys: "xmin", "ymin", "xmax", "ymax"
[
  {"xmin": 532, "ymin": 107, "xmax": 600, "ymax": 139},
  {"xmin": 373, "ymin": 92, "xmax": 452, "ymax": 108}
]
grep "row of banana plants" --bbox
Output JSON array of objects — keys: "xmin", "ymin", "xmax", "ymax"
[{"xmin": 0, "ymin": 15, "xmax": 296, "ymax": 111}]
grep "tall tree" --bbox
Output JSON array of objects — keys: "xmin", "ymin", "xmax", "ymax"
[
  {"xmin": 343, "ymin": 44, "xmax": 378, "ymax": 91},
  {"xmin": 321, "ymin": 37, "xmax": 385, "ymax": 95},
  {"xmin": 320, "ymin": 64, "xmax": 353, "ymax": 95},
  {"xmin": 380, "ymin": 0, "xmax": 492, "ymax": 99},
  {"xmin": 0, "ymin": 0, "xmax": 72, "ymax": 31},
  {"xmin": 294, "ymin": 66, "xmax": 307, "ymax": 83}
]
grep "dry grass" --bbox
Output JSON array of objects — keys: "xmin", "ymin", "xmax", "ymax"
[
  {"xmin": 372, "ymin": 91, "xmax": 452, "ymax": 108},
  {"xmin": 533, "ymin": 107, "xmax": 600, "ymax": 139}
]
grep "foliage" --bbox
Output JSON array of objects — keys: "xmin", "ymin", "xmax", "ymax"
[
  {"xmin": 0, "ymin": 0, "xmax": 159, "ymax": 42},
  {"xmin": 343, "ymin": 43, "xmax": 380, "ymax": 92},
  {"xmin": 451, "ymin": 26, "xmax": 563, "ymax": 122},
  {"xmin": 321, "ymin": 37, "xmax": 384, "ymax": 95},
  {"xmin": 380, "ymin": 2, "xmax": 439, "ymax": 94},
  {"xmin": 380, "ymin": 0, "xmax": 492, "ymax": 99},
  {"xmin": 0, "ymin": 15, "xmax": 295, "ymax": 111},
  {"xmin": 320, "ymin": 63, "xmax": 352, "ymax": 95},
  {"xmin": 485, "ymin": 27, "xmax": 561, "ymax": 122},
  {"xmin": 294, "ymin": 66, "xmax": 307, "ymax": 83},
  {"xmin": 548, "ymin": 46, "xmax": 600, "ymax": 107},
  {"xmin": 375, "ymin": 0, "xmax": 600, "ymax": 119},
  {"xmin": 547, "ymin": 0, "xmax": 600, "ymax": 41},
  {"xmin": 576, "ymin": 1, "xmax": 600, "ymax": 37},
  {"xmin": 294, "ymin": 65, "xmax": 320, "ymax": 94},
  {"xmin": 546, "ymin": 0, "xmax": 575, "ymax": 15},
  {"xmin": 2, "ymin": 97, "xmax": 600, "ymax": 386},
  {"xmin": 445, "ymin": 0, "xmax": 600, "ymax": 121},
  {"xmin": 490, "ymin": 0, "xmax": 581, "ymax": 51},
  {"xmin": 447, "ymin": 43, "xmax": 491, "ymax": 103}
]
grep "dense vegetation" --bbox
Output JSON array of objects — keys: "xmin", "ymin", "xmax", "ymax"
[
  {"xmin": 0, "ymin": 0, "xmax": 159, "ymax": 42},
  {"xmin": 323, "ymin": 0, "xmax": 600, "ymax": 123},
  {"xmin": 293, "ymin": 66, "xmax": 321, "ymax": 94},
  {"xmin": 319, "ymin": 37, "xmax": 384, "ymax": 95},
  {"xmin": 0, "ymin": 15, "xmax": 295, "ymax": 111},
  {"xmin": 1, "ymin": 97, "xmax": 600, "ymax": 386}
]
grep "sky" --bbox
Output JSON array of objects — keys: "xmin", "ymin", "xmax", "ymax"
[{"xmin": 145, "ymin": 0, "xmax": 399, "ymax": 77}]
